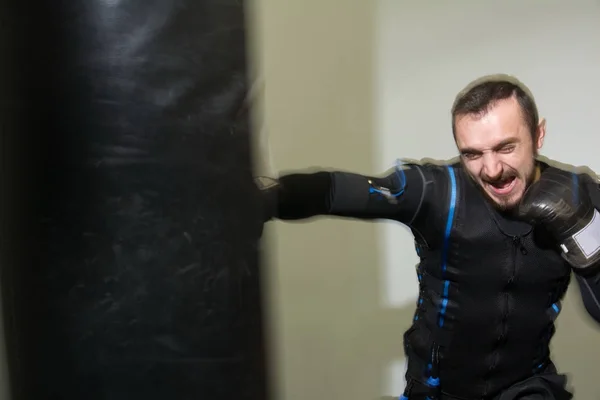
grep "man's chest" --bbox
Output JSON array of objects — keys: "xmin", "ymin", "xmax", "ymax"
[{"xmin": 439, "ymin": 187, "xmax": 572, "ymax": 291}]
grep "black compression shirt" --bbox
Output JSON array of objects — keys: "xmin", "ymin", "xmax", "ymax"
[
  {"xmin": 272, "ymin": 165, "xmax": 600, "ymax": 325},
  {"xmin": 274, "ymin": 166, "xmax": 425, "ymax": 222}
]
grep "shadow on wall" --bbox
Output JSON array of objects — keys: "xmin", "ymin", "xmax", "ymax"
[
  {"xmin": 262, "ymin": 216, "xmax": 419, "ymax": 400},
  {"xmin": 245, "ymin": 0, "xmax": 423, "ymax": 397}
]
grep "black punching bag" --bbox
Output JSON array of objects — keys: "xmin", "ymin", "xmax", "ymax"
[{"xmin": 0, "ymin": 1, "xmax": 269, "ymax": 399}]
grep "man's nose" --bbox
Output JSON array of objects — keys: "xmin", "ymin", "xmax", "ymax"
[{"xmin": 482, "ymin": 154, "xmax": 503, "ymax": 180}]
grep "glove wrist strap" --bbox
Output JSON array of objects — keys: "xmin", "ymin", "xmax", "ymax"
[{"xmin": 561, "ymin": 208, "xmax": 600, "ymax": 269}]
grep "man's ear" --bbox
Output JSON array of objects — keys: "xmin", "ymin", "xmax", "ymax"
[{"xmin": 536, "ymin": 118, "xmax": 547, "ymax": 149}]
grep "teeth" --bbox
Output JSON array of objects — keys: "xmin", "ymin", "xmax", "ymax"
[{"xmin": 496, "ymin": 178, "xmax": 513, "ymax": 187}]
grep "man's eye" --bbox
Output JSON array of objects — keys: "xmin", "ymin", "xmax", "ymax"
[
  {"xmin": 463, "ymin": 153, "xmax": 479, "ymax": 160},
  {"xmin": 498, "ymin": 146, "xmax": 515, "ymax": 153}
]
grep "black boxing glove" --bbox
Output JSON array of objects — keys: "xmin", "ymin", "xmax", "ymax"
[
  {"xmin": 255, "ymin": 172, "xmax": 333, "ymax": 222},
  {"xmin": 517, "ymin": 168, "xmax": 600, "ymax": 269}
]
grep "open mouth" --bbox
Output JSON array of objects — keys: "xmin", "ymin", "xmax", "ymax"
[{"xmin": 487, "ymin": 176, "xmax": 517, "ymax": 196}]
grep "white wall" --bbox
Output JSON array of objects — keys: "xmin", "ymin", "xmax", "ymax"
[
  {"xmin": 248, "ymin": 2, "xmax": 385, "ymax": 400},
  {"xmin": 374, "ymin": 1, "xmax": 600, "ymax": 398}
]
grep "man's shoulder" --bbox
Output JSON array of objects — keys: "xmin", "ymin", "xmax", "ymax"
[
  {"xmin": 395, "ymin": 157, "xmax": 465, "ymax": 191},
  {"xmin": 398, "ymin": 156, "xmax": 461, "ymax": 172},
  {"xmin": 395, "ymin": 157, "xmax": 463, "ymax": 200},
  {"xmin": 539, "ymin": 156, "xmax": 599, "ymax": 183}
]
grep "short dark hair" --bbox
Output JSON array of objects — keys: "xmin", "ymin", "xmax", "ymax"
[{"xmin": 451, "ymin": 75, "xmax": 539, "ymax": 139}]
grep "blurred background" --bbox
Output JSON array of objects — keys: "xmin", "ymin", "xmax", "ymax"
[{"xmin": 247, "ymin": 1, "xmax": 600, "ymax": 399}]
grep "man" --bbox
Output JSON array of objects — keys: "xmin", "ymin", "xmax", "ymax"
[{"xmin": 257, "ymin": 75, "xmax": 600, "ymax": 400}]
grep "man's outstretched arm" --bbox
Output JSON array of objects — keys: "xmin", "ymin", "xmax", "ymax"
[{"xmin": 257, "ymin": 162, "xmax": 430, "ymax": 225}]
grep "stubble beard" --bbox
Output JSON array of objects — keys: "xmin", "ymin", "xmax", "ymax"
[{"xmin": 465, "ymin": 157, "xmax": 538, "ymax": 214}]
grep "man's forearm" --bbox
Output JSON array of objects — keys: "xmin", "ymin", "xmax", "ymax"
[
  {"xmin": 269, "ymin": 172, "xmax": 334, "ymax": 220},
  {"xmin": 574, "ymin": 266, "xmax": 600, "ymax": 324},
  {"xmin": 257, "ymin": 163, "xmax": 428, "ymax": 224}
]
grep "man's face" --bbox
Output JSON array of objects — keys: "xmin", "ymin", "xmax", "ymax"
[{"xmin": 454, "ymin": 96, "xmax": 545, "ymax": 212}]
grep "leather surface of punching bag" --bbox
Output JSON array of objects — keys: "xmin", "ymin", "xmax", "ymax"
[{"xmin": 0, "ymin": 1, "xmax": 268, "ymax": 399}]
